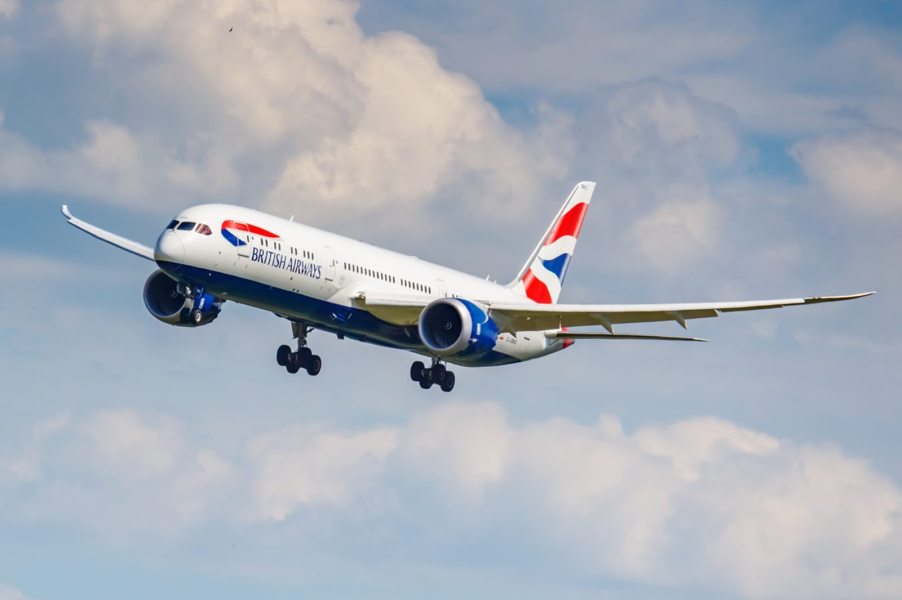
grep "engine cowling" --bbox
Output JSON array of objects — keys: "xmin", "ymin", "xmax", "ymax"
[
  {"xmin": 418, "ymin": 298, "xmax": 499, "ymax": 357},
  {"xmin": 143, "ymin": 269, "xmax": 221, "ymax": 326}
]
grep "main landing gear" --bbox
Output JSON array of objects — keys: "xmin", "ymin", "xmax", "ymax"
[
  {"xmin": 410, "ymin": 358, "xmax": 455, "ymax": 392},
  {"xmin": 276, "ymin": 322, "xmax": 322, "ymax": 376}
]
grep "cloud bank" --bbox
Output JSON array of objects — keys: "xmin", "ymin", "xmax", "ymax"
[{"xmin": 3, "ymin": 403, "xmax": 900, "ymax": 598}]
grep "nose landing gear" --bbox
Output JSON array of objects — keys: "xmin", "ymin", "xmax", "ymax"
[
  {"xmin": 410, "ymin": 358, "xmax": 455, "ymax": 392},
  {"xmin": 277, "ymin": 322, "xmax": 322, "ymax": 376}
]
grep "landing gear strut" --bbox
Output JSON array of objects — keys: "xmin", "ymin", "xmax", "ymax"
[
  {"xmin": 277, "ymin": 322, "xmax": 322, "ymax": 376},
  {"xmin": 410, "ymin": 358, "xmax": 455, "ymax": 392}
]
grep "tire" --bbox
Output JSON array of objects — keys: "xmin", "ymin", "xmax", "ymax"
[
  {"xmin": 298, "ymin": 347, "xmax": 313, "ymax": 366},
  {"xmin": 410, "ymin": 361, "xmax": 425, "ymax": 382},
  {"xmin": 430, "ymin": 363, "xmax": 446, "ymax": 384},
  {"xmin": 419, "ymin": 377, "xmax": 433, "ymax": 389},
  {"xmin": 440, "ymin": 372, "xmax": 455, "ymax": 392},
  {"xmin": 276, "ymin": 345, "xmax": 292, "ymax": 366},
  {"xmin": 192, "ymin": 309, "xmax": 204, "ymax": 324},
  {"xmin": 306, "ymin": 355, "xmax": 322, "ymax": 376},
  {"xmin": 286, "ymin": 361, "xmax": 300, "ymax": 374}
]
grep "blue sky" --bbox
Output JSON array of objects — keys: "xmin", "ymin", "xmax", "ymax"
[{"xmin": 1, "ymin": 1, "xmax": 901, "ymax": 598}]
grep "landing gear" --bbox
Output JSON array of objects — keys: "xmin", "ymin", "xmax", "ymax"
[
  {"xmin": 410, "ymin": 361, "xmax": 425, "ymax": 382},
  {"xmin": 277, "ymin": 322, "xmax": 322, "ymax": 377},
  {"xmin": 410, "ymin": 358, "xmax": 455, "ymax": 392},
  {"xmin": 440, "ymin": 372, "xmax": 455, "ymax": 393}
]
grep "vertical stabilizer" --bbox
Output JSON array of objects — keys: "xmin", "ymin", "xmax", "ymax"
[{"xmin": 509, "ymin": 181, "xmax": 595, "ymax": 304}]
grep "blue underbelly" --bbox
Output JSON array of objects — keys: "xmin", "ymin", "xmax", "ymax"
[{"xmin": 156, "ymin": 261, "xmax": 520, "ymax": 368}]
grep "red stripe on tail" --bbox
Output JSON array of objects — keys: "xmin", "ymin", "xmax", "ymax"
[
  {"xmin": 547, "ymin": 202, "xmax": 589, "ymax": 244},
  {"xmin": 522, "ymin": 269, "xmax": 553, "ymax": 304}
]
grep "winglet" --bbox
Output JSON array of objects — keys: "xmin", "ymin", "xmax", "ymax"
[
  {"xmin": 60, "ymin": 204, "xmax": 155, "ymax": 261},
  {"xmin": 803, "ymin": 291, "xmax": 876, "ymax": 304}
]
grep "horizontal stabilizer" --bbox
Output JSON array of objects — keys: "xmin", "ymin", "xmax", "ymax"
[
  {"xmin": 544, "ymin": 330, "xmax": 707, "ymax": 342},
  {"xmin": 61, "ymin": 205, "xmax": 155, "ymax": 261}
]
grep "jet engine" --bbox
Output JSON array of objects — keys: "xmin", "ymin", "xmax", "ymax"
[
  {"xmin": 418, "ymin": 298, "xmax": 499, "ymax": 357},
  {"xmin": 143, "ymin": 270, "xmax": 222, "ymax": 326}
]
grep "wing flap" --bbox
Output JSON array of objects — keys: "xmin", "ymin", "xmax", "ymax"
[
  {"xmin": 61, "ymin": 205, "xmax": 155, "ymax": 261},
  {"xmin": 351, "ymin": 291, "xmax": 429, "ymax": 325}
]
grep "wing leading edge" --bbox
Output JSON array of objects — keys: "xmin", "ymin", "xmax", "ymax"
[{"xmin": 61, "ymin": 205, "xmax": 155, "ymax": 261}]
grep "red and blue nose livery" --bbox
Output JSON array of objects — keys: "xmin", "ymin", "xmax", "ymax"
[
  {"xmin": 221, "ymin": 220, "xmax": 279, "ymax": 247},
  {"xmin": 515, "ymin": 182, "xmax": 594, "ymax": 304}
]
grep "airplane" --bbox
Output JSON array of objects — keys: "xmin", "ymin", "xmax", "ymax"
[{"xmin": 61, "ymin": 181, "xmax": 872, "ymax": 392}]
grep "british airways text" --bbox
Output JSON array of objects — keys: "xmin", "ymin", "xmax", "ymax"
[{"xmin": 251, "ymin": 247, "xmax": 322, "ymax": 279}]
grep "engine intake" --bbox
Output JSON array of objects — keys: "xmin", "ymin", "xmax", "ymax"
[
  {"xmin": 418, "ymin": 298, "xmax": 498, "ymax": 357},
  {"xmin": 143, "ymin": 269, "xmax": 221, "ymax": 326}
]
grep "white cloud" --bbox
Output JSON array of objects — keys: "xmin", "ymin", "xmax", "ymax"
[
  {"xmin": 0, "ymin": 0, "xmax": 18, "ymax": 20},
  {"xmin": 792, "ymin": 130, "xmax": 902, "ymax": 217},
  {"xmin": 3, "ymin": 403, "xmax": 901, "ymax": 597},
  {"xmin": 0, "ymin": 116, "xmax": 236, "ymax": 210},
  {"xmin": 602, "ymin": 81, "xmax": 741, "ymax": 170},
  {"xmin": 0, "ymin": 414, "xmax": 70, "ymax": 481},
  {"xmin": 247, "ymin": 424, "xmax": 396, "ymax": 520},
  {"xmin": 0, "ymin": 583, "xmax": 30, "ymax": 600},
  {"xmin": 80, "ymin": 409, "xmax": 184, "ymax": 479},
  {"xmin": 395, "ymin": 401, "xmax": 510, "ymax": 501},
  {"xmin": 625, "ymin": 189, "xmax": 722, "ymax": 275},
  {"xmin": 5, "ymin": 0, "xmax": 564, "ymax": 221}
]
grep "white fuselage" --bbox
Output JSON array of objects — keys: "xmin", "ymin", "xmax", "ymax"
[{"xmin": 154, "ymin": 204, "xmax": 565, "ymax": 366}]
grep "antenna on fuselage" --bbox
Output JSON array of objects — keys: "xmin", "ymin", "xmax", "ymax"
[{"xmin": 289, "ymin": 215, "xmax": 295, "ymax": 222}]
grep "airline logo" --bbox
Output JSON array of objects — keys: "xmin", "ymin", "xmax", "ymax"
[
  {"xmin": 520, "ymin": 192, "xmax": 590, "ymax": 304},
  {"xmin": 221, "ymin": 219, "xmax": 322, "ymax": 280},
  {"xmin": 220, "ymin": 220, "xmax": 279, "ymax": 247}
]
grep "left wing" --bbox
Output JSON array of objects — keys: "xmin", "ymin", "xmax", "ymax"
[
  {"xmin": 357, "ymin": 291, "xmax": 875, "ymax": 332},
  {"xmin": 61, "ymin": 205, "xmax": 155, "ymax": 261}
]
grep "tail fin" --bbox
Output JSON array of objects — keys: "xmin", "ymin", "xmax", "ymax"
[{"xmin": 508, "ymin": 181, "xmax": 596, "ymax": 304}]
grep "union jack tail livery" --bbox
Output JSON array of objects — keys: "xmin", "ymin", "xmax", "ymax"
[{"xmin": 510, "ymin": 181, "xmax": 596, "ymax": 304}]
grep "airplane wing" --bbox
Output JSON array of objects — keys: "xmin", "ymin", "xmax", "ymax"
[
  {"xmin": 61, "ymin": 205, "xmax": 155, "ymax": 261},
  {"xmin": 351, "ymin": 291, "xmax": 429, "ymax": 325},
  {"xmin": 487, "ymin": 292, "xmax": 874, "ymax": 333},
  {"xmin": 358, "ymin": 291, "xmax": 874, "ymax": 333}
]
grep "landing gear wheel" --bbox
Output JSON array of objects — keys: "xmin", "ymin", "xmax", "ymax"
[
  {"xmin": 286, "ymin": 361, "xmax": 300, "ymax": 374},
  {"xmin": 430, "ymin": 363, "xmax": 447, "ymax": 384},
  {"xmin": 298, "ymin": 347, "xmax": 313, "ymax": 363},
  {"xmin": 410, "ymin": 361, "xmax": 425, "ymax": 382},
  {"xmin": 440, "ymin": 371, "xmax": 456, "ymax": 392},
  {"xmin": 192, "ymin": 309, "xmax": 204, "ymax": 325},
  {"xmin": 306, "ymin": 355, "xmax": 322, "ymax": 376},
  {"xmin": 419, "ymin": 377, "xmax": 433, "ymax": 389},
  {"xmin": 276, "ymin": 345, "xmax": 292, "ymax": 366}
]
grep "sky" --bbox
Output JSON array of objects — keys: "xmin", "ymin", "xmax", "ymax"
[{"xmin": 1, "ymin": 0, "xmax": 901, "ymax": 598}]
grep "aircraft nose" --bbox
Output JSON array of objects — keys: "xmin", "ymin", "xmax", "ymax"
[{"xmin": 155, "ymin": 232, "xmax": 185, "ymax": 263}]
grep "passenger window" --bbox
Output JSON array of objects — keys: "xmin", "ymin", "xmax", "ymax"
[{"xmin": 177, "ymin": 221, "xmax": 196, "ymax": 231}]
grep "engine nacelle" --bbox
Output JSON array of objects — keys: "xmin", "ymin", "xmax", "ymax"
[
  {"xmin": 418, "ymin": 298, "xmax": 499, "ymax": 357},
  {"xmin": 143, "ymin": 270, "xmax": 221, "ymax": 327}
]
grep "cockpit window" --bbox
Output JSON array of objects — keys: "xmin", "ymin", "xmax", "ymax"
[
  {"xmin": 177, "ymin": 221, "xmax": 196, "ymax": 231},
  {"xmin": 196, "ymin": 223, "xmax": 212, "ymax": 235},
  {"xmin": 166, "ymin": 219, "xmax": 179, "ymax": 230}
]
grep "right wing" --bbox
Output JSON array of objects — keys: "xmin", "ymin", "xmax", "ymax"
[
  {"xmin": 61, "ymin": 205, "xmax": 155, "ymax": 261},
  {"xmin": 487, "ymin": 292, "xmax": 875, "ymax": 333},
  {"xmin": 353, "ymin": 290, "xmax": 874, "ymax": 333}
]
